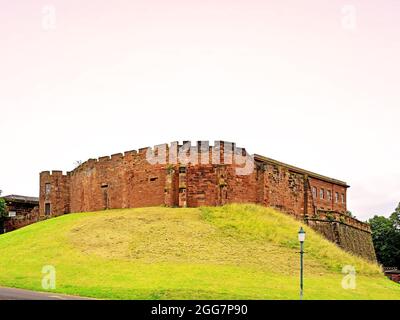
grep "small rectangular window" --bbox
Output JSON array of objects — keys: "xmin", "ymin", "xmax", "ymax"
[
  {"xmin": 150, "ymin": 177, "xmax": 158, "ymax": 182},
  {"xmin": 335, "ymin": 192, "xmax": 339, "ymax": 203},
  {"xmin": 179, "ymin": 167, "xmax": 187, "ymax": 174},
  {"xmin": 320, "ymin": 188, "xmax": 325, "ymax": 199},
  {"xmin": 312, "ymin": 187, "xmax": 317, "ymax": 198},
  {"xmin": 327, "ymin": 190, "xmax": 332, "ymax": 201},
  {"xmin": 45, "ymin": 203, "xmax": 51, "ymax": 216},
  {"xmin": 341, "ymin": 194, "xmax": 345, "ymax": 204},
  {"xmin": 45, "ymin": 183, "xmax": 51, "ymax": 195}
]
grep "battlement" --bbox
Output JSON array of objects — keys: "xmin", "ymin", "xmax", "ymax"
[
  {"xmin": 40, "ymin": 170, "xmax": 69, "ymax": 177},
  {"xmin": 144, "ymin": 140, "xmax": 250, "ymax": 167},
  {"xmin": 67, "ymin": 141, "xmax": 252, "ymax": 175}
]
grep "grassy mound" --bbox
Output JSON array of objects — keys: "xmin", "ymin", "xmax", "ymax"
[{"xmin": 0, "ymin": 204, "xmax": 399, "ymax": 300}]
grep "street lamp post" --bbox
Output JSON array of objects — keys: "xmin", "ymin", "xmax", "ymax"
[{"xmin": 298, "ymin": 227, "xmax": 306, "ymax": 300}]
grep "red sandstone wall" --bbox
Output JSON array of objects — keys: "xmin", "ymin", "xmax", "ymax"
[
  {"xmin": 261, "ymin": 163, "xmax": 311, "ymax": 216},
  {"xmin": 185, "ymin": 164, "xmax": 259, "ymax": 208},
  {"xmin": 225, "ymin": 167, "xmax": 259, "ymax": 205},
  {"xmin": 40, "ymin": 171, "xmax": 70, "ymax": 217},
  {"xmin": 164, "ymin": 165, "xmax": 179, "ymax": 207},
  {"xmin": 308, "ymin": 177, "xmax": 347, "ymax": 214},
  {"xmin": 68, "ymin": 150, "xmax": 167, "ymax": 213},
  {"xmin": 39, "ymin": 141, "xmax": 348, "ymax": 218},
  {"xmin": 186, "ymin": 164, "xmax": 218, "ymax": 207}
]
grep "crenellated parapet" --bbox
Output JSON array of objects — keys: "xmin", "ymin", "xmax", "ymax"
[
  {"xmin": 67, "ymin": 140, "xmax": 253, "ymax": 175},
  {"xmin": 40, "ymin": 170, "xmax": 69, "ymax": 178}
]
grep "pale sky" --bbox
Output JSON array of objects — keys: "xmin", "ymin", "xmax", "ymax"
[{"xmin": 1, "ymin": 0, "xmax": 399, "ymax": 220}]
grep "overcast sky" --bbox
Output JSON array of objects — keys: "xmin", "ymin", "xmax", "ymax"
[{"xmin": 1, "ymin": 0, "xmax": 399, "ymax": 220}]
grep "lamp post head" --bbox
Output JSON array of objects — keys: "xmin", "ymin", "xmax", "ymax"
[{"xmin": 298, "ymin": 227, "xmax": 306, "ymax": 243}]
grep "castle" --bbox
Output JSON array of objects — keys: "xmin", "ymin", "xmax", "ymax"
[{"xmin": 39, "ymin": 141, "xmax": 376, "ymax": 261}]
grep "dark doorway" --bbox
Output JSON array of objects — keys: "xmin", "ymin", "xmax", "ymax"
[
  {"xmin": 101, "ymin": 184, "xmax": 109, "ymax": 210},
  {"xmin": 45, "ymin": 203, "xmax": 51, "ymax": 216}
]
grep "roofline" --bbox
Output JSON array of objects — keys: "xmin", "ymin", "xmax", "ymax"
[
  {"xmin": 385, "ymin": 270, "xmax": 400, "ymax": 274},
  {"xmin": 253, "ymin": 154, "xmax": 350, "ymax": 188},
  {"xmin": 1, "ymin": 195, "xmax": 39, "ymax": 205}
]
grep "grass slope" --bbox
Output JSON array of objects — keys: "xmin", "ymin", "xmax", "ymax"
[{"xmin": 0, "ymin": 204, "xmax": 399, "ymax": 300}]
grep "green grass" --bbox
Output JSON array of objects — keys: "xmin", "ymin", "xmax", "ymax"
[{"xmin": 0, "ymin": 204, "xmax": 399, "ymax": 300}]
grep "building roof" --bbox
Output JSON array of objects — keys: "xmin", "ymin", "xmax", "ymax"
[
  {"xmin": 384, "ymin": 268, "xmax": 400, "ymax": 274},
  {"xmin": 2, "ymin": 195, "xmax": 39, "ymax": 205},
  {"xmin": 254, "ymin": 154, "xmax": 349, "ymax": 188}
]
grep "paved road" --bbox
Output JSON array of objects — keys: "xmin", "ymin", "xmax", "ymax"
[{"xmin": 0, "ymin": 287, "xmax": 94, "ymax": 300}]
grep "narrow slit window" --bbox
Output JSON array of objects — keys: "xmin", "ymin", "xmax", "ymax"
[{"xmin": 45, "ymin": 183, "xmax": 51, "ymax": 195}]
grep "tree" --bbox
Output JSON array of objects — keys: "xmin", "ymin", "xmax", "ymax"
[
  {"xmin": 74, "ymin": 160, "xmax": 83, "ymax": 168},
  {"xmin": 346, "ymin": 210, "xmax": 354, "ymax": 218},
  {"xmin": 369, "ymin": 211, "xmax": 400, "ymax": 268},
  {"xmin": 0, "ymin": 196, "xmax": 8, "ymax": 234},
  {"xmin": 390, "ymin": 202, "xmax": 400, "ymax": 230}
]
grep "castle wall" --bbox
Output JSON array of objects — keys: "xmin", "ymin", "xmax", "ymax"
[
  {"xmin": 68, "ymin": 150, "xmax": 167, "ymax": 213},
  {"xmin": 250, "ymin": 159, "xmax": 376, "ymax": 261},
  {"xmin": 39, "ymin": 140, "xmax": 376, "ymax": 261},
  {"xmin": 40, "ymin": 171, "xmax": 70, "ymax": 218},
  {"xmin": 225, "ymin": 168, "xmax": 259, "ymax": 205},
  {"xmin": 261, "ymin": 164, "xmax": 311, "ymax": 216},
  {"xmin": 186, "ymin": 164, "xmax": 218, "ymax": 207},
  {"xmin": 308, "ymin": 177, "xmax": 347, "ymax": 213},
  {"xmin": 306, "ymin": 215, "xmax": 377, "ymax": 261},
  {"xmin": 172, "ymin": 142, "xmax": 260, "ymax": 207}
]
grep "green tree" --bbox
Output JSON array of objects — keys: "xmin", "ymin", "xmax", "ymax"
[
  {"xmin": 390, "ymin": 202, "xmax": 400, "ymax": 230},
  {"xmin": 0, "ymin": 197, "xmax": 8, "ymax": 234},
  {"xmin": 369, "ymin": 211, "xmax": 400, "ymax": 268},
  {"xmin": 346, "ymin": 210, "xmax": 354, "ymax": 218}
]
